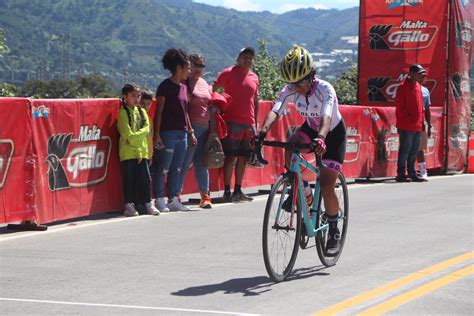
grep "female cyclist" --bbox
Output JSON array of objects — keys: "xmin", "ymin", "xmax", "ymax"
[{"xmin": 256, "ymin": 45, "xmax": 347, "ymax": 254}]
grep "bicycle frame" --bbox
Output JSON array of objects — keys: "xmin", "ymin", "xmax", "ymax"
[{"xmin": 277, "ymin": 152, "xmax": 329, "ymax": 238}]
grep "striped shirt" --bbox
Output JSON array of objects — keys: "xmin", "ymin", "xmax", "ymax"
[{"xmin": 188, "ymin": 77, "xmax": 212, "ymax": 128}]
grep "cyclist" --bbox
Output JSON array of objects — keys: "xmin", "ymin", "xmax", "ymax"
[{"xmin": 255, "ymin": 45, "xmax": 347, "ymax": 254}]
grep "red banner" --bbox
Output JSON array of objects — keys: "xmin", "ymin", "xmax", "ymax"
[
  {"xmin": 0, "ymin": 98, "xmax": 35, "ymax": 223},
  {"xmin": 359, "ymin": 0, "xmax": 449, "ymax": 106},
  {"xmin": 30, "ymin": 99, "xmax": 123, "ymax": 224},
  {"xmin": 446, "ymin": 0, "xmax": 473, "ymax": 170},
  {"xmin": 0, "ymin": 98, "xmax": 448, "ymax": 224},
  {"xmin": 370, "ymin": 106, "xmax": 445, "ymax": 176}
]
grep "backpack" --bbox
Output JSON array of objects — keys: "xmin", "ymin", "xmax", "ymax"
[{"xmin": 203, "ymin": 111, "xmax": 225, "ymax": 169}]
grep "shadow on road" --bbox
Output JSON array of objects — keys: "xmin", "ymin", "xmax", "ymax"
[{"xmin": 171, "ymin": 265, "xmax": 329, "ymax": 297}]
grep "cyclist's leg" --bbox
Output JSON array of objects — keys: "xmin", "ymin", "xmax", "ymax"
[
  {"xmin": 320, "ymin": 120, "xmax": 346, "ymax": 216},
  {"xmin": 320, "ymin": 120, "xmax": 346, "ymax": 252},
  {"xmin": 320, "ymin": 167, "xmax": 339, "ymax": 216}
]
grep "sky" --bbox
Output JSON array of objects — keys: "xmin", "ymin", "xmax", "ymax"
[{"xmin": 193, "ymin": 0, "xmax": 359, "ymax": 13}]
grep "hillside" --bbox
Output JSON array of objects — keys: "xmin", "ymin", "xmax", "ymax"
[{"xmin": 0, "ymin": 0, "xmax": 359, "ymax": 88}]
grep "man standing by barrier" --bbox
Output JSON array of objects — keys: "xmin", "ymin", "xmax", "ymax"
[
  {"xmin": 214, "ymin": 47, "xmax": 259, "ymax": 202},
  {"xmin": 395, "ymin": 64, "xmax": 427, "ymax": 182},
  {"xmin": 416, "ymin": 82, "xmax": 432, "ymax": 181}
]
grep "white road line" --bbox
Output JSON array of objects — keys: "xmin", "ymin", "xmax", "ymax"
[
  {"xmin": 1, "ymin": 174, "xmax": 470, "ymax": 242},
  {"xmin": 0, "ymin": 297, "xmax": 260, "ymax": 316}
]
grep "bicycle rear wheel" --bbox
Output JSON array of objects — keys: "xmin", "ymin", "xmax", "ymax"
[
  {"xmin": 315, "ymin": 172, "xmax": 349, "ymax": 267},
  {"xmin": 262, "ymin": 174, "xmax": 302, "ymax": 282}
]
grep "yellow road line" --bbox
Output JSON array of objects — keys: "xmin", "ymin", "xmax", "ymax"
[
  {"xmin": 357, "ymin": 264, "xmax": 474, "ymax": 315},
  {"xmin": 313, "ymin": 251, "xmax": 473, "ymax": 316}
]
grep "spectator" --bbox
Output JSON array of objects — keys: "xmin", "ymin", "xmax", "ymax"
[
  {"xmin": 154, "ymin": 48, "xmax": 196, "ymax": 212},
  {"xmin": 139, "ymin": 91, "xmax": 155, "ymax": 164},
  {"xmin": 213, "ymin": 47, "xmax": 259, "ymax": 202},
  {"xmin": 416, "ymin": 82, "xmax": 432, "ymax": 180},
  {"xmin": 117, "ymin": 83, "xmax": 160, "ymax": 216},
  {"xmin": 178, "ymin": 54, "xmax": 213, "ymax": 209},
  {"xmin": 395, "ymin": 64, "xmax": 427, "ymax": 182}
]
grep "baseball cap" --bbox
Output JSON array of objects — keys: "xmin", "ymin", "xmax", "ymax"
[
  {"xmin": 409, "ymin": 64, "xmax": 427, "ymax": 74},
  {"xmin": 238, "ymin": 47, "xmax": 255, "ymax": 58}
]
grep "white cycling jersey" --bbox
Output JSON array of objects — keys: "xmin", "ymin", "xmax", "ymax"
[{"xmin": 272, "ymin": 78, "xmax": 342, "ymax": 131}]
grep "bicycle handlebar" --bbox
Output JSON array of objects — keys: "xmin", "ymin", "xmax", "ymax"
[{"xmin": 255, "ymin": 140, "xmax": 324, "ymax": 168}]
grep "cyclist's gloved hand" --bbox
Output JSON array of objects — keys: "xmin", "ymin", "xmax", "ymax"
[
  {"xmin": 311, "ymin": 135, "xmax": 327, "ymax": 156},
  {"xmin": 253, "ymin": 131, "xmax": 267, "ymax": 149}
]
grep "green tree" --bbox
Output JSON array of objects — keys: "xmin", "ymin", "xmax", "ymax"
[
  {"xmin": 331, "ymin": 64, "xmax": 358, "ymax": 105},
  {"xmin": 0, "ymin": 28, "xmax": 9, "ymax": 56},
  {"xmin": 19, "ymin": 74, "xmax": 116, "ymax": 98},
  {"xmin": 0, "ymin": 83, "xmax": 17, "ymax": 97},
  {"xmin": 77, "ymin": 74, "xmax": 113, "ymax": 97},
  {"xmin": 253, "ymin": 39, "xmax": 284, "ymax": 101},
  {"xmin": 21, "ymin": 79, "xmax": 80, "ymax": 98}
]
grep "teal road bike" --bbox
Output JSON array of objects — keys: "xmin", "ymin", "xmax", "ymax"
[{"xmin": 255, "ymin": 141, "xmax": 349, "ymax": 282}]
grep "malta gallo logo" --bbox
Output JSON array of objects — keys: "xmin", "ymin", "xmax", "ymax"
[
  {"xmin": 367, "ymin": 74, "xmax": 437, "ymax": 102},
  {"xmin": 456, "ymin": 20, "xmax": 472, "ymax": 52},
  {"xmin": 0, "ymin": 140, "xmax": 14, "ymax": 190},
  {"xmin": 45, "ymin": 125, "xmax": 111, "ymax": 191},
  {"xmin": 451, "ymin": 71, "xmax": 471, "ymax": 100},
  {"xmin": 369, "ymin": 20, "xmax": 438, "ymax": 50},
  {"xmin": 376, "ymin": 125, "xmax": 400, "ymax": 162},
  {"xmin": 345, "ymin": 126, "xmax": 362, "ymax": 163},
  {"xmin": 386, "ymin": 0, "xmax": 424, "ymax": 9}
]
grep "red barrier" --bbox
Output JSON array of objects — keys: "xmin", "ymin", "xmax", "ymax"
[
  {"xmin": 0, "ymin": 98, "xmax": 35, "ymax": 223},
  {"xmin": 469, "ymin": 133, "xmax": 474, "ymax": 173},
  {"xmin": 446, "ymin": 0, "xmax": 473, "ymax": 171},
  {"xmin": 370, "ymin": 106, "xmax": 444, "ymax": 177},
  {"xmin": 0, "ymin": 98, "xmax": 448, "ymax": 224},
  {"xmin": 30, "ymin": 99, "xmax": 123, "ymax": 224}
]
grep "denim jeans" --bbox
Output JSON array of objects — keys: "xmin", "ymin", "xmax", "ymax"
[
  {"xmin": 122, "ymin": 159, "xmax": 151, "ymax": 205},
  {"xmin": 155, "ymin": 130, "xmax": 187, "ymax": 198},
  {"xmin": 178, "ymin": 125, "xmax": 209, "ymax": 193},
  {"xmin": 397, "ymin": 129, "xmax": 421, "ymax": 177}
]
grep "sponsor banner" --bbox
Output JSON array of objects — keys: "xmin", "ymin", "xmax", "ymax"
[
  {"xmin": 359, "ymin": 0, "xmax": 449, "ymax": 106},
  {"xmin": 0, "ymin": 98, "xmax": 36, "ymax": 223},
  {"xmin": 339, "ymin": 106, "xmax": 373, "ymax": 178},
  {"xmin": 447, "ymin": 0, "xmax": 473, "ymax": 171},
  {"xmin": 30, "ymin": 99, "xmax": 122, "ymax": 224},
  {"xmin": 0, "ymin": 98, "xmax": 451, "ymax": 224},
  {"xmin": 370, "ymin": 106, "xmax": 444, "ymax": 177}
]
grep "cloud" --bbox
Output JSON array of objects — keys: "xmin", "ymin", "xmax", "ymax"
[
  {"xmin": 222, "ymin": 0, "xmax": 261, "ymax": 11},
  {"xmin": 278, "ymin": 2, "xmax": 329, "ymax": 13}
]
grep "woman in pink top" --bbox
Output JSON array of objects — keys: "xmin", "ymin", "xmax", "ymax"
[{"xmin": 178, "ymin": 54, "xmax": 213, "ymax": 208}]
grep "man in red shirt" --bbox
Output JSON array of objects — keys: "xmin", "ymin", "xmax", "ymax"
[
  {"xmin": 395, "ymin": 64, "xmax": 427, "ymax": 182},
  {"xmin": 214, "ymin": 47, "xmax": 259, "ymax": 201}
]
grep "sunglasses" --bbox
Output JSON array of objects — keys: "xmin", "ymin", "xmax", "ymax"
[
  {"xmin": 294, "ymin": 78, "xmax": 311, "ymax": 87},
  {"xmin": 193, "ymin": 63, "xmax": 206, "ymax": 69}
]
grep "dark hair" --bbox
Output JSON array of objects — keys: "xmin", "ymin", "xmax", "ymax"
[
  {"xmin": 140, "ymin": 91, "xmax": 153, "ymax": 101},
  {"xmin": 162, "ymin": 48, "xmax": 189, "ymax": 74},
  {"xmin": 120, "ymin": 83, "xmax": 146, "ymax": 130},
  {"xmin": 189, "ymin": 54, "xmax": 205, "ymax": 64},
  {"xmin": 121, "ymin": 83, "xmax": 139, "ymax": 96}
]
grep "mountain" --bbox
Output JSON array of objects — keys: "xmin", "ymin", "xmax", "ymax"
[{"xmin": 0, "ymin": 0, "xmax": 359, "ymax": 88}]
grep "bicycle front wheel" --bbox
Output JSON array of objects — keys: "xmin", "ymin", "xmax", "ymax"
[
  {"xmin": 315, "ymin": 172, "xmax": 349, "ymax": 267},
  {"xmin": 262, "ymin": 174, "xmax": 302, "ymax": 282}
]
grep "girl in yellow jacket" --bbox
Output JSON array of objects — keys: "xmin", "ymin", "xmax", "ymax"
[{"xmin": 117, "ymin": 84, "xmax": 160, "ymax": 216}]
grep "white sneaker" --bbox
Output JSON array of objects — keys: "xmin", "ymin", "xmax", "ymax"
[
  {"xmin": 124, "ymin": 203, "xmax": 139, "ymax": 217},
  {"xmin": 417, "ymin": 171, "xmax": 429, "ymax": 181},
  {"xmin": 168, "ymin": 196, "xmax": 191, "ymax": 212},
  {"xmin": 145, "ymin": 202, "xmax": 160, "ymax": 216},
  {"xmin": 155, "ymin": 198, "xmax": 170, "ymax": 213}
]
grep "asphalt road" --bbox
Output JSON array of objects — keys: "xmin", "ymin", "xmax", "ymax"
[{"xmin": 1, "ymin": 174, "xmax": 473, "ymax": 315}]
